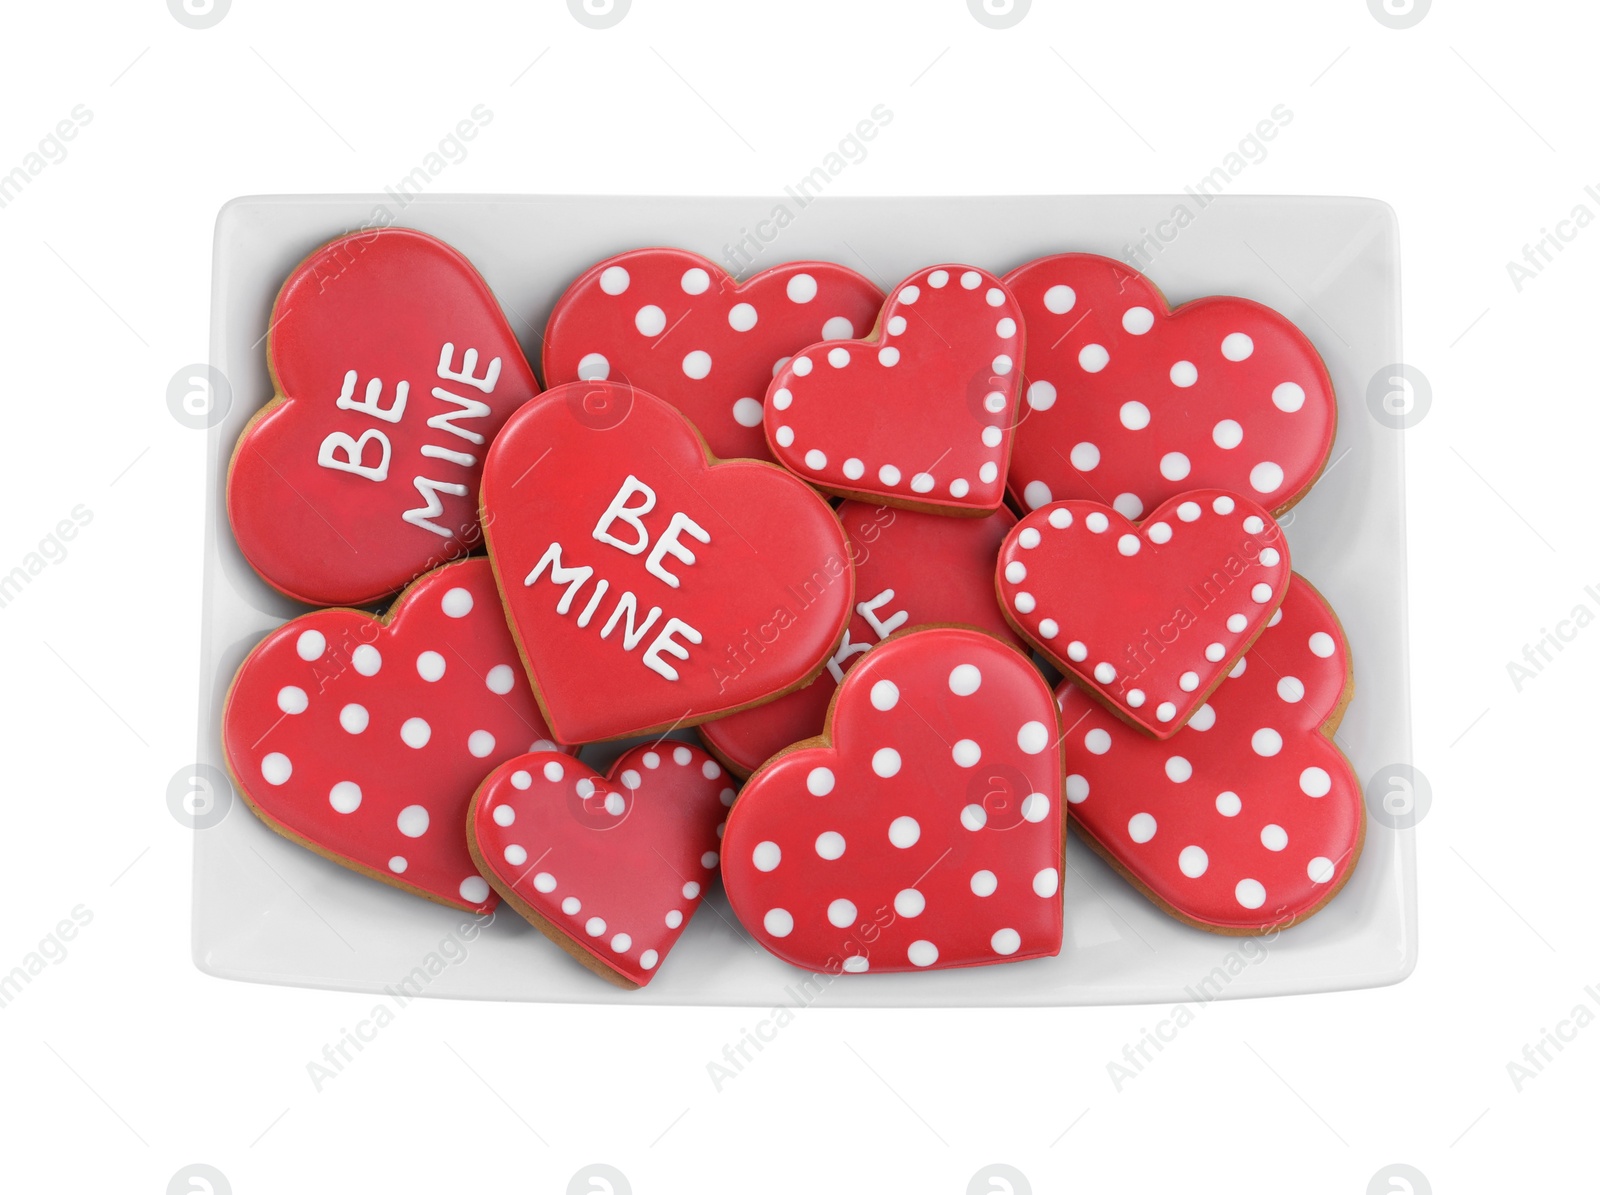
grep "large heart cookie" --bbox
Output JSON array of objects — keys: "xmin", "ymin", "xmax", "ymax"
[
  {"xmin": 763, "ymin": 264, "xmax": 1024, "ymax": 513},
  {"xmin": 480, "ymin": 381, "xmax": 854, "ymax": 743},
  {"xmin": 1004, "ymin": 253, "xmax": 1335, "ymax": 518},
  {"xmin": 221, "ymin": 558, "xmax": 566, "ymax": 911},
  {"xmin": 996, "ymin": 491, "xmax": 1290, "ymax": 737},
  {"xmin": 700, "ymin": 501, "xmax": 1026, "ymax": 776},
  {"xmin": 543, "ymin": 248, "xmax": 882, "ymax": 463},
  {"xmin": 227, "ymin": 227, "xmax": 541, "ymax": 606},
  {"xmin": 1056, "ymin": 574, "xmax": 1364, "ymax": 933},
  {"xmin": 722, "ymin": 627, "xmax": 1064, "ymax": 975},
  {"xmin": 468, "ymin": 741, "xmax": 731, "ymax": 989}
]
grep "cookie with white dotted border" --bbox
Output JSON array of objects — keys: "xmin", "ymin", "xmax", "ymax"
[
  {"xmin": 1004, "ymin": 253, "xmax": 1336, "ymax": 519},
  {"xmin": 996, "ymin": 490, "xmax": 1291, "ymax": 739},
  {"xmin": 468, "ymin": 741, "xmax": 731, "ymax": 989},
  {"xmin": 543, "ymin": 248, "xmax": 883, "ymax": 463},
  {"xmin": 221, "ymin": 557, "xmax": 569, "ymax": 912},
  {"xmin": 763, "ymin": 264, "xmax": 1025, "ymax": 514},
  {"xmin": 721, "ymin": 626, "xmax": 1064, "ymax": 975},
  {"xmin": 1057, "ymin": 573, "xmax": 1364, "ymax": 934}
]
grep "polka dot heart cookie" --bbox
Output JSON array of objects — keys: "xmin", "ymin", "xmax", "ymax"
[
  {"xmin": 1003, "ymin": 253, "xmax": 1335, "ymax": 519},
  {"xmin": 543, "ymin": 248, "xmax": 882, "ymax": 463},
  {"xmin": 722, "ymin": 627, "xmax": 1064, "ymax": 975},
  {"xmin": 1057, "ymin": 574, "xmax": 1364, "ymax": 933},
  {"xmin": 480, "ymin": 381, "xmax": 853, "ymax": 743},
  {"xmin": 996, "ymin": 490, "xmax": 1291, "ymax": 739},
  {"xmin": 763, "ymin": 265, "xmax": 1025, "ymax": 514},
  {"xmin": 221, "ymin": 557, "xmax": 568, "ymax": 913},
  {"xmin": 700, "ymin": 501, "xmax": 1027, "ymax": 777},
  {"xmin": 228, "ymin": 228, "xmax": 542, "ymax": 607},
  {"xmin": 468, "ymin": 741, "xmax": 731, "ymax": 989}
]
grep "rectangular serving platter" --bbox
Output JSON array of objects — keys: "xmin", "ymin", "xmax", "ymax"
[{"xmin": 194, "ymin": 194, "xmax": 1415, "ymax": 1006}]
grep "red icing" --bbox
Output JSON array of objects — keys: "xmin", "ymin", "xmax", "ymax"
[
  {"xmin": 228, "ymin": 228, "xmax": 542, "ymax": 606},
  {"xmin": 763, "ymin": 264, "xmax": 1024, "ymax": 512},
  {"xmin": 221, "ymin": 558, "xmax": 567, "ymax": 912},
  {"xmin": 480, "ymin": 381, "xmax": 854, "ymax": 743},
  {"xmin": 469, "ymin": 741, "xmax": 731, "ymax": 987},
  {"xmin": 1003, "ymin": 253, "xmax": 1335, "ymax": 518},
  {"xmin": 996, "ymin": 490, "xmax": 1290, "ymax": 738},
  {"xmin": 722, "ymin": 627, "xmax": 1064, "ymax": 974},
  {"xmin": 700, "ymin": 501, "xmax": 1026, "ymax": 775},
  {"xmin": 543, "ymin": 248, "xmax": 883, "ymax": 463},
  {"xmin": 1056, "ymin": 574, "xmax": 1363, "ymax": 931}
]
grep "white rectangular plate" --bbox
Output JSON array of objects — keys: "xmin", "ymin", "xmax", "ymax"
[{"xmin": 194, "ymin": 194, "xmax": 1415, "ymax": 1005}]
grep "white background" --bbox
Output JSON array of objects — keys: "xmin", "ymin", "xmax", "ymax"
[{"xmin": 0, "ymin": 1, "xmax": 1591, "ymax": 1191}]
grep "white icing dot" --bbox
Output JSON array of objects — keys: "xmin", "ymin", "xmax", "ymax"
[
  {"xmin": 1213, "ymin": 419, "xmax": 1244, "ymax": 450},
  {"xmin": 682, "ymin": 881, "xmax": 700, "ymax": 899},
  {"xmin": 764, "ymin": 908, "xmax": 794, "ymax": 937},
  {"xmin": 807, "ymin": 766, "xmax": 835, "ymax": 796},
  {"xmin": 1070, "ymin": 442, "xmax": 1100, "ymax": 471},
  {"xmin": 1250, "ymin": 461, "xmax": 1285, "ymax": 493},
  {"xmin": 1085, "ymin": 728, "xmax": 1112, "ymax": 755},
  {"xmin": 1004, "ymin": 561, "xmax": 1027, "ymax": 586},
  {"xmin": 986, "ymin": 287, "xmax": 1006, "ymax": 306},
  {"xmin": 511, "ymin": 770, "xmax": 532, "ymax": 790},
  {"xmin": 1261, "ymin": 824, "xmax": 1289, "ymax": 851},
  {"xmin": 1015, "ymin": 593, "xmax": 1036, "ymax": 614},
  {"xmin": 826, "ymin": 899, "xmax": 857, "ymax": 928},
  {"xmin": 441, "ymin": 586, "xmax": 474, "ymax": 618},
  {"xmin": 1146, "ymin": 521, "xmax": 1172, "ymax": 544},
  {"xmin": 897, "ymin": 284, "xmax": 921, "ymax": 305},
  {"xmin": 1277, "ymin": 676, "xmax": 1305, "ymax": 703},
  {"xmin": 416, "ymin": 650, "xmax": 446, "ymax": 682},
  {"xmin": 981, "ymin": 425, "xmax": 1003, "ymax": 449},
  {"xmin": 815, "ymin": 831, "xmax": 846, "ymax": 860},
  {"xmin": 1021, "ymin": 792, "xmax": 1050, "ymax": 822},
  {"xmin": 1113, "ymin": 493, "xmax": 1144, "ymax": 520},
  {"xmin": 1216, "ymin": 791, "xmax": 1242, "ymax": 816},
  {"xmin": 984, "ymin": 391, "xmax": 1007, "ymax": 413},
  {"xmin": 1259, "ymin": 548, "xmax": 1281, "ymax": 567},
  {"xmin": 879, "ymin": 464, "xmax": 902, "ymax": 486},
  {"xmin": 911, "ymin": 471, "xmax": 935, "ymax": 492},
  {"xmin": 1252, "ymin": 728, "xmax": 1283, "ymax": 756},
  {"xmin": 1214, "ymin": 495, "xmax": 1236, "ymax": 514},
  {"xmin": 1308, "ymin": 857, "xmax": 1336, "ymax": 883},
  {"xmin": 1177, "ymin": 501, "xmax": 1201, "ymax": 522},
  {"xmin": 890, "ymin": 890, "xmax": 925, "ymax": 921},
  {"xmin": 996, "ymin": 316, "xmax": 1017, "ymax": 338},
  {"xmin": 927, "ymin": 269, "xmax": 949, "ymax": 288},
  {"xmin": 1094, "ymin": 661, "xmax": 1116, "ymax": 683},
  {"xmin": 485, "ymin": 664, "xmax": 516, "ymax": 695},
  {"xmin": 1043, "ymin": 285, "xmax": 1075, "ymax": 314},
  {"xmin": 701, "ymin": 850, "xmax": 718, "ymax": 868},
  {"xmin": 1309, "ymin": 631, "xmax": 1336, "ymax": 658},
  {"xmin": 1301, "ymin": 767, "xmax": 1333, "ymax": 797},
  {"xmin": 1066, "ymin": 641, "xmax": 1087, "ymax": 661},
  {"xmin": 1117, "ymin": 533, "xmax": 1141, "ymax": 557},
  {"xmin": 843, "ymin": 955, "xmax": 869, "ymax": 973},
  {"xmin": 960, "ymin": 802, "xmax": 987, "ymax": 830},
  {"xmin": 620, "ymin": 769, "xmax": 642, "ymax": 790},
  {"xmin": 1038, "ymin": 618, "xmax": 1059, "ymax": 639},
  {"xmin": 821, "ymin": 315, "xmax": 854, "ymax": 339},
  {"xmin": 1178, "ymin": 671, "xmax": 1199, "ymax": 692},
  {"xmin": 878, "ymin": 346, "xmax": 900, "ymax": 367},
  {"xmin": 1024, "ymin": 381, "xmax": 1058, "ymax": 414},
  {"xmin": 611, "ymin": 933, "xmax": 632, "ymax": 953},
  {"xmin": 792, "ymin": 356, "xmax": 813, "ymax": 376},
  {"xmin": 640, "ymin": 949, "xmax": 659, "ymax": 970},
  {"xmin": 888, "ymin": 816, "xmax": 920, "ymax": 848},
  {"xmin": 842, "ymin": 457, "xmax": 865, "ymax": 480},
  {"xmin": 598, "ymin": 265, "xmax": 629, "ymax": 295},
  {"xmin": 400, "ymin": 717, "xmax": 430, "ymax": 748},
  {"xmin": 1019, "ymin": 528, "xmax": 1042, "ymax": 550},
  {"xmin": 1033, "ymin": 868, "xmax": 1060, "ymax": 897},
  {"xmin": 505, "ymin": 845, "xmax": 528, "ymax": 866},
  {"xmin": 1122, "ymin": 305, "xmax": 1154, "ymax": 334},
  {"xmin": 296, "ymin": 630, "xmax": 326, "ymax": 661},
  {"xmin": 1156, "ymin": 702, "xmax": 1176, "ymax": 722},
  {"xmin": 460, "ymin": 877, "xmax": 490, "ymax": 904},
  {"xmin": 886, "ymin": 315, "xmax": 907, "ymax": 335},
  {"xmin": 1273, "ymin": 381, "xmax": 1306, "ymax": 412},
  {"xmin": 971, "ymin": 870, "xmax": 998, "ymax": 897},
  {"xmin": 960, "ymin": 270, "xmax": 982, "ymax": 289},
  {"xmin": 493, "ymin": 804, "xmax": 515, "ymax": 826},
  {"xmin": 576, "ymin": 352, "xmax": 610, "ymax": 381},
  {"xmin": 979, "ymin": 462, "xmax": 999, "ymax": 484},
  {"xmin": 664, "ymin": 909, "xmax": 682, "ymax": 928},
  {"xmin": 992, "ymin": 354, "xmax": 1013, "ymax": 377},
  {"xmin": 1231, "ymin": 657, "xmax": 1248, "ymax": 677},
  {"xmin": 728, "ymin": 302, "xmax": 758, "ymax": 332},
  {"xmin": 467, "ymin": 730, "xmax": 495, "ymax": 758},
  {"xmin": 328, "ymin": 781, "xmax": 361, "ymax": 814},
  {"xmin": 732, "ymin": 397, "xmax": 764, "ymax": 427},
  {"xmin": 1227, "ymin": 614, "xmax": 1248, "ymax": 633},
  {"xmin": 1119, "ymin": 401, "xmax": 1150, "ymax": 431},
  {"xmin": 1165, "ymin": 756, "xmax": 1193, "ymax": 783},
  {"xmin": 805, "ymin": 449, "xmax": 828, "ymax": 470},
  {"xmin": 1252, "ymin": 583, "xmax": 1274, "ymax": 603},
  {"xmin": 682, "ymin": 350, "xmax": 712, "ymax": 379},
  {"xmin": 351, "ymin": 644, "xmax": 382, "ymax": 676},
  {"xmin": 585, "ymin": 916, "xmax": 607, "ymax": 937},
  {"xmin": 674, "ymin": 746, "xmax": 693, "ymax": 766},
  {"xmin": 1079, "ymin": 344, "xmax": 1110, "ymax": 373},
  {"xmin": 1189, "ymin": 704, "xmax": 1216, "ymax": 731},
  {"xmin": 1221, "ymin": 332, "xmax": 1255, "ymax": 361},
  {"xmin": 1244, "ymin": 514, "xmax": 1265, "ymax": 534},
  {"xmin": 1178, "ymin": 845, "xmax": 1209, "ymax": 878},
  {"xmin": 1170, "ymin": 360, "xmax": 1198, "ymax": 387},
  {"xmin": 702, "ymin": 759, "xmax": 721, "ymax": 780},
  {"xmin": 1235, "ymin": 879, "xmax": 1267, "ymax": 910},
  {"xmin": 1086, "ymin": 512, "xmax": 1109, "ymax": 534},
  {"xmin": 1160, "ymin": 452, "xmax": 1191, "ymax": 481},
  {"xmin": 634, "ymin": 304, "xmax": 666, "ymax": 336},
  {"xmin": 948, "ymin": 664, "xmax": 982, "ymax": 696},
  {"xmin": 396, "ymin": 805, "xmax": 429, "ymax": 837},
  {"xmin": 389, "ymin": 856, "xmax": 407, "ymax": 873},
  {"xmin": 277, "ymin": 685, "xmax": 308, "ymax": 715},
  {"xmin": 1066, "ymin": 774, "xmax": 1089, "ymax": 803},
  {"xmin": 872, "ymin": 748, "xmax": 901, "ymax": 778},
  {"xmin": 681, "ymin": 267, "xmax": 710, "ymax": 294},
  {"xmin": 871, "ymin": 680, "xmax": 899, "ymax": 711},
  {"xmin": 903, "ymin": 939, "xmax": 941, "ymax": 969},
  {"xmin": 1017, "ymin": 721, "xmax": 1049, "ymax": 755},
  {"xmin": 1127, "ymin": 689, "xmax": 1145, "ymax": 707},
  {"xmin": 775, "ymin": 425, "xmax": 795, "ymax": 448},
  {"xmin": 991, "ymin": 928, "xmax": 1021, "ymax": 956}
]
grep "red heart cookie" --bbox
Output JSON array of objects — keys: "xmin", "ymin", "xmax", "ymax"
[
  {"xmin": 1056, "ymin": 574, "xmax": 1363, "ymax": 933},
  {"xmin": 468, "ymin": 741, "xmax": 731, "ymax": 989},
  {"xmin": 543, "ymin": 248, "xmax": 883, "ymax": 463},
  {"xmin": 228, "ymin": 228, "xmax": 541, "ymax": 606},
  {"xmin": 763, "ymin": 264, "xmax": 1024, "ymax": 513},
  {"xmin": 722, "ymin": 627, "xmax": 1063, "ymax": 975},
  {"xmin": 221, "ymin": 558, "xmax": 567, "ymax": 912},
  {"xmin": 996, "ymin": 491, "xmax": 1290, "ymax": 738},
  {"xmin": 1003, "ymin": 253, "xmax": 1335, "ymax": 518},
  {"xmin": 700, "ymin": 501, "xmax": 1026, "ymax": 776},
  {"xmin": 480, "ymin": 381, "xmax": 854, "ymax": 743}
]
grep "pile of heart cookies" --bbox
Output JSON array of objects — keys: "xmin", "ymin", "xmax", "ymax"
[{"xmin": 220, "ymin": 227, "xmax": 1365, "ymax": 990}]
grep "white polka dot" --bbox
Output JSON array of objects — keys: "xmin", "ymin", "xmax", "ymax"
[
  {"xmin": 1190, "ymin": 704, "xmax": 1216, "ymax": 731},
  {"xmin": 1020, "ymin": 792, "xmax": 1050, "ymax": 822},
  {"xmin": 1216, "ymin": 791, "xmax": 1242, "ymax": 816},
  {"xmin": 1213, "ymin": 495, "xmax": 1236, "ymax": 514},
  {"xmin": 504, "ymin": 844, "xmax": 528, "ymax": 866},
  {"xmin": 877, "ymin": 346, "xmax": 900, "ymax": 367},
  {"xmin": 873, "ymin": 748, "xmax": 901, "ymax": 777},
  {"xmin": 1156, "ymin": 702, "xmax": 1176, "ymax": 722},
  {"xmin": 1221, "ymin": 332, "xmax": 1255, "ymax": 361},
  {"xmin": 1160, "ymin": 452, "xmax": 1191, "ymax": 481},
  {"xmin": 1231, "ymin": 657, "xmax": 1249, "ymax": 677},
  {"xmin": 511, "ymin": 770, "xmax": 532, "ymax": 790},
  {"xmin": 960, "ymin": 802, "xmax": 987, "ymax": 830},
  {"xmin": 620, "ymin": 769, "xmax": 642, "ymax": 790},
  {"xmin": 784, "ymin": 271, "xmax": 819, "ymax": 302},
  {"xmin": 440, "ymin": 586, "xmax": 474, "ymax": 618},
  {"xmin": 400, "ymin": 717, "xmax": 431, "ymax": 748},
  {"xmin": 1143, "ymin": 522, "xmax": 1170, "ymax": 546},
  {"xmin": 727, "ymin": 302, "xmax": 758, "ymax": 332},
  {"xmin": 296, "ymin": 630, "xmax": 326, "ymax": 661},
  {"xmin": 389, "ymin": 856, "xmax": 407, "ymax": 873},
  {"xmin": 1259, "ymin": 548, "xmax": 1281, "ymax": 567},
  {"xmin": 485, "ymin": 665, "xmax": 516, "ymax": 695},
  {"xmin": 1094, "ymin": 661, "xmax": 1116, "ymax": 683},
  {"xmin": 1261, "ymin": 824, "xmax": 1289, "ymax": 851},
  {"xmin": 1252, "ymin": 583, "xmax": 1274, "ymax": 603},
  {"xmin": 351, "ymin": 644, "xmax": 382, "ymax": 676},
  {"xmin": 983, "ymin": 390, "xmax": 1007, "ymax": 414},
  {"xmin": 585, "ymin": 916, "xmax": 607, "ymax": 937},
  {"xmin": 805, "ymin": 449, "xmax": 828, "ymax": 470},
  {"xmin": 664, "ymin": 909, "xmax": 682, "ymax": 928},
  {"xmin": 815, "ymin": 831, "xmax": 846, "ymax": 860},
  {"xmin": 886, "ymin": 315, "xmax": 907, "ymax": 335},
  {"xmin": 871, "ymin": 680, "xmax": 899, "ymax": 711},
  {"xmin": 1177, "ymin": 502, "xmax": 1201, "ymax": 523},
  {"xmin": 1178, "ymin": 671, "xmax": 1199, "ymax": 692},
  {"xmin": 897, "ymin": 284, "xmax": 921, "ymax": 305},
  {"xmin": 673, "ymin": 746, "xmax": 693, "ymax": 766},
  {"xmin": 1252, "ymin": 728, "xmax": 1283, "ymax": 756},
  {"xmin": 732, "ymin": 397, "xmax": 764, "ymax": 427},
  {"xmin": 879, "ymin": 464, "xmax": 901, "ymax": 486},
  {"xmin": 1236, "ymin": 879, "xmax": 1266, "ymax": 909},
  {"xmin": 960, "ymin": 270, "xmax": 982, "ymax": 289},
  {"xmin": 610, "ymin": 933, "xmax": 632, "ymax": 954},
  {"xmin": 807, "ymin": 766, "xmax": 835, "ymax": 796},
  {"xmin": 1273, "ymin": 381, "xmax": 1306, "ymax": 412},
  {"xmin": 771, "ymin": 387, "xmax": 791, "ymax": 410},
  {"xmin": 1017, "ymin": 721, "xmax": 1049, "ymax": 755},
  {"xmin": 1033, "ymin": 868, "xmax": 1059, "ymax": 897},
  {"xmin": 986, "ymin": 287, "xmax": 1006, "ymax": 306},
  {"xmin": 680, "ymin": 267, "xmax": 710, "ymax": 294},
  {"xmin": 1170, "ymin": 360, "xmax": 1198, "ymax": 387},
  {"xmin": 1005, "ymin": 561, "xmax": 1028, "ymax": 586},
  {"xmin": 1018, "ymin": 528, "xmax": 1042, "ymax": 550},
  {"xmin": 1070, "ymin": 442, "xmax": 1100, "ymax": 471},
  {"xmin": 1165, "ymin": 756, "xmax": 1193, "ymax": 783},
  {"xmin": 792, "ymin": 356, "xmax": 813, "ymax": 376},
  {"xmin": 467, "ymin": 730, "xmax": 495, "ymax": 758},
  {"xmin": 1127, "ymin": 689, "xmax": 1145, "ymax": 707},
  {"xmin": 888, "ymin": 889, "xmax": 923, "ymax": 920},
  {"xmin": 908, "ymin": 940, "xmax": 939, "ymax": 967},
  {"xmin": 277, "ymin": 685, "xmax": 308, "ymax": 715},
  {"xmin": 888, "ymin": 816, "xmax": 920, "ymax": 848},
  {"xmin": 981, "ymin": 426, "xmax": 1003, "ymax": 449},
  {"xmin": 1227, "ymin": 614, "xmax": 1248, "ymax": 633},
  {"xmin": 328, "ymin": 781, "xmax": 361, "ymax": 814},
  {"xmin": 949, "ymin": 664, "xmax": 983, "ymax": 695},
  {"xmin": 1079, "ymin": 344, "xmax": 1110, "ymax": 373},
  {"xmin": 842, "ymin": 955, "xmax": 869, "ymax": 972},
  {"xmin": 1085, "ymin": 729, "xmax": 1111, "ymax": 755},
  {"xmin": 493, "ymin": 804, "xmax": 515, "ymax": 826},
  {"xmin": 416, "ymin": 650, "xmax": 446, "ymax": 682},
  {"xmin": 1244, "ymin": 515, "xmax": 1265, "ymax": 534},
  {"xmin": 1250, "ymin": 461, "xmax": 1285, "ymax": 493},
  {"xmin": 397, "ymin": 805, "xmax": 429, "ymax": 837},
  {"xmin": 911, "ymin": 472, "xmax": 935, "ymax": 492},
  {"xmin": 1038, "ymin": 618, "xmax": 1059, "ymax": 639},
  {"xmin": 842, "ymin": 458, "xmax": 865, "ymax": 480},
  {"xmin": 763, "ymin": 908, "xmax": 794, "ymax": 937},
  {"xmin": 1118, "ymin": 533, "xmax": 1140, "ymax": 557},
  {"xmin": 992, "ymin": 355, "xmax": 1013, "ymax": 377},
  {"xmin": 1212, "ymin": 419, "xmax": 1244, "ymax": 450},
  {"xmin": 1277, "ymin": 676, "xmax": 1305, "ymax": 703},
  {"xmin": 1066, "ymin": 641, "xmax": 1087, "ymax": 661},
  {"xmin": 1014, "ymin": 593, "xmax": 1035, "ymax": 614},
  {"xmin": 1043, "ymin": 285, "xmax": 1075, "ymax": 314},
  {"xmin": 460, "ymin": 877, "xmax": 490, "ymax": 904},
  {"xmin": 1066, "ymin": 774, "xmax": 1089, "ymax": 804},
  {"xmin": 1128, "ymin": 813, "xmax": 1157, "ymax": 844},
  {"xmin": 827, "ymin": 898, "xmax": 857, "ymax": 928},
  {"xmin": 1122, "ymin": 305, "xmax": 1154, "ymax": 334},
  {"xmin": 598, "ymin": 265, "xmax": 629, "ymax": 295},
  {"xmin": 979, "ymin": 462, "xmax": 998, "ymax": 484},
  {"xmin": 991, "ymin": 928, "xmax": 1021, "ymax": 956},
  {"xmin": 632, "ymin": 305, "xmax": 668, "ymax": 339},
  {"xmin": 682, "ymin": 880, "xmax": 701, "ymax": 899},
  {"xmin": 971, "ymin": 870, "xmax": 997, "ymax": 897},
  {"xmin": 1308, "ymin": 857, "xmax": 1336, "ymax": 883},
  {"xmin": 1300, "ymin": 767, "xmax": 1333, "ymax": 797},
  {"xmin": 1178, "ymin": 845, "xmax": 1209, "ymax": 878},
  {"xmin": 1309, "ymin": 632, "xmax": 1336, "ymax": 658},
  {"xmin": 576, "ymin": 352, "xmax": 610, "ymax": 381},
  {"xmin": 682, "ymin": 350, "xmax": 712, "ymax": 379},
  {"xmin": 821, "ymin": 315, "xmax": 854, "ymax": 339},
  {"xmin": 1119, "ymin": 401, "xmax": 1150, "ymax": 431},
  {"xmin": 926, "ymin": 269, "xmax": 949, "ymax": 289},
  {"xmin": 775, "ymin": 425, "xmax": 795, "ymax": 447},
  {"xmin": 1086, "ymin": 512, "xmax": 1109, "ymax": 534}
]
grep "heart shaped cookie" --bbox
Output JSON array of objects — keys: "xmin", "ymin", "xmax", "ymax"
[
  {"xmin": 1003, "ymin": 253, "xmax": 1335, "ymax": 518},
  {"xmin": 221, "ymin": 557, "xmax": 567, "ymax": 911},
  {"xmin": 468, "ymin": 741, "xmax": 731, "ymax": 988},
  {"xmin": 763, "ymin": 264, "xmax": 1024, "ymax": 513},
  {"xmin": 480, "ymin": 381, "xmax": 854, "ymax": 743},
  {"xmin": 997, "ymin": 491, "xmax": 1290, "ymax": 738},
  {"xmin": 543, "ymin": 248, "xmax": 883, "ymax": 463},
  {"xmin": 1056, "ymin": 574, "xmax": 1363, "ymax": 933},
  {"xmin": 700, "ymin": 501, "xmax": 1026, "ymax": 776},
  {"xmin": 227, "ymin": 227, "xmax": 541, "ymax": 606},
  {"xmin": 722, "ymin": 627, "xmax": 1064, "ymax": 975}
]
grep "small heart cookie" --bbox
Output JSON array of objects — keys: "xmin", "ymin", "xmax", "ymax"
[
  {"xmin": 700, "ymin": 501, "xmax": 1026, "ymax": 776},
  {"xmin": 1056, "ymin": 574, "xmax": 1364, "ymax": 933},
  {"xmin": 722, "ymin": 627, "xmax": 1064, "ymax": 975},
  {"xmin": 228, "ymin": 228, "xmax": 541, "ymax": 606},
  {"xmin": 1004, "ymin": 253, "xmax": 1336, "ymax": 518},
  {"xmin": 469, "ymin": 742, "xmax": 731, "ymax": 988},
  {"xmin": 764, "ymin": 264, "xmax": 1025, "ymax": 513},
  {"xmin": 543, "ymin": 248, "xmax": 883, "ymax": 462},
  {"xmin": 480, "ymin": 381, "xmax": 854, "ymax": 743},
  {"xmin": 996, "ymin": 491, "xmax": 1290, "ymax": 738},
  {"xmin": 222, "ymin": 558, "xmax": 567, "ymax": 911}
]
